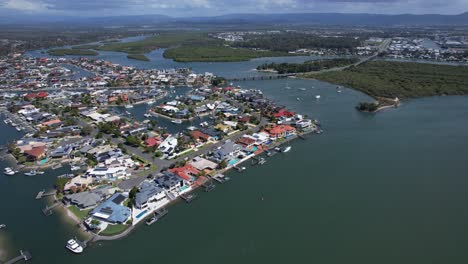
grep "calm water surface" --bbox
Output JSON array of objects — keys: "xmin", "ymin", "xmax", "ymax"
[{"xmin": 2, "ymin": 50, "xmax": 468, "ymax": 263}]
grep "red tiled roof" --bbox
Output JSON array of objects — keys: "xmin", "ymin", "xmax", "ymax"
[
  {"xmin": 169, "ymin": 164, "xmax": 200, "ymax": 182},
  {"xmin": 237, "ymin": 137, "xmax": 256, "ymax": 146},
  {"xmin": 190, "ymin": 131, "xmax": 211, "ymax": 141},
  {"xmin": 24, "ymin": 146, "xmax": 46, "ymax": 158},
  {"xmin": 145, "ymin": 137, "xmax": 161, "ymax": 147}
]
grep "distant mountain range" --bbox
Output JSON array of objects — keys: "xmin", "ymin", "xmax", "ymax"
[{"xmin": 1, "ymin": 12, "xmax": 468, "ymax": 27}]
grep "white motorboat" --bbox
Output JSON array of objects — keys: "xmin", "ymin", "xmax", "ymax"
[
  {"xmin": 70, "ymin": 166, "xmax": 81, "ymax": 171},
  {"xmin": 24, "ymin": 170, "xmax": 44, "ymax": 176},
  {"xmin": 146, "ymin": 100, "xmax": 155, "ymax": 105},
  {"xmin": 143, "ymin": 113, "xmax": 151, "ymax": 118},
  {"xmin": 171, "ymin": 119, "xmax": 183, "ymax": 124},
  {"xmin": 0, "ymin": 224, "xmax": 6, "ymax": 229},
  {"xmin": 186, "ymin": 126, "xmax": 197, "ymax": 131},
  {"xmin": 24, "ymin": 170, "xmax": 37, "ymax": 176},
  {"xmin": 282, "ymin": 146, "xmax": 292, "ymax": 153},
  {"xmin": 66, "ymin": 239, "xmax": 84, "ymax": 254},
  {"xmin": 125, "ymin": 104, "xmax": 133, "ymax": 109},
  {"xmin": 296, "ymin": 97, "xmax": 300, "ymax": 101},
  {"xmin": 315, "ymin": 95, "xmax": 321, "ymax": 99},
  {"xmin": 3, "ymin": 167, "xmax": 16, "ymax": 176},
  {"xmin": 146, "ymin": 216, "xmax": 158, "ymax": 226},
  {"xmin": 298, "ymin": 88, "xmax": 306, "ymax": 91}
]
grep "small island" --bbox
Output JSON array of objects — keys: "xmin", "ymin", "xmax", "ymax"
[
  {"xmin": 127, "ymin": 54, "xmax": 150, "ymax": 61},
  {"xmin": 48, "ymin": 49, "xmax": 99, "ymax": 56}
]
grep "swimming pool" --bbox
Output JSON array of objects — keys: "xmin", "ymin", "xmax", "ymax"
[
  {"xmin": 228, "ymin": 159, "xmax": 238, "ymax": 166},
  {"xmin": 135, "ymin": 210, "xmax": 148, "ymax": 219}
]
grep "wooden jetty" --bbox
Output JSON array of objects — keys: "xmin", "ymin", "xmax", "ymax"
[
  {"xmin": 180, "ymin": 193, "xmax": 198, "ymax": 203},
  {"xmin": 233, "ymin": 165, "xmax": 246, "ymax": 172},
  {"xmin": 154, "ymin": 208, "xmax": 168, "ymax": 219},
  {"xmin": 202, "ymin": 180, "xmax": 216, "ymax": 192},
  {"xmin": 4, "ymin": 250, "xmax": 32, "ymax": 264},
  {"xmin": 35, "ymin": 190, "xmax": 55, "ymax": 200},
  {"xmin": 42, "ymin": 202, "xmax": 60, "ymax": 216},
  {"xmin": 211, "ymin": 173, "xmax": 231, "ymax": 184}
]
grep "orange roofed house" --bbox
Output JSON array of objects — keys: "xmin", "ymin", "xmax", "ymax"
[
  {"xmin": 24, "ymin": 146, "xmax": 46, "ymax": 161},
  {"xmin": 168, "ymin": 164, "xmax": 200, "ymax": 184},
  {"xmin": 264, "ymin": 125, "xmax": 296, "ymax": 140}
]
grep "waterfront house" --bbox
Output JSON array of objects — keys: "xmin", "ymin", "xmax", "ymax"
[
  {"xmin": 264, "ymin": 125, "xmax": 296, "ymax": 140},
  {"xmin": 155, "ymin": 172, "xmax": 188, "ymax": 193},
  {"xmin": 211, "ymin": 140, "xmax": 242, "ymax": 162},
  {"xmin": 64, "ymin": 191, "xmax": 104, "ymax": 209},
  {"xmin": 24, "ymin": 146, "xmax": 46, "ymax": 161},
  {"xmin": 134, "ymin": 181, "xmax": 166, "ymax": 210},
  {"xmin": 90, "ymin": 193, "xmax": 131, "ymax": 224},
  {"xmin": 168, "ymin": 164, "xmax": 200, "ymax": 184}
]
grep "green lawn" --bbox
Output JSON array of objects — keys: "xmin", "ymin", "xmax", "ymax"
[
  {"xmin": 100, "ymin": 224, "xmax": 129, "ymax": 236},
  {"xmin": 68, "ymin": 205, "xmax": 91, "ymax": 220},
  {"xmin": 98, "ymin": 31, "xmax": 291, "ymax": 62}
]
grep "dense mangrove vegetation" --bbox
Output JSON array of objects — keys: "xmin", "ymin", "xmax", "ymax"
[
  {"xmin": 309, "ymin": 61, "xmax": 468, "ymax": 98},
  {"xmin": 233, "ymin": 32, "xmax": 361, "ymax": 52},
  {"xmin": 257, "ymin": 58, "xmax": 359, "ymax": 74}
]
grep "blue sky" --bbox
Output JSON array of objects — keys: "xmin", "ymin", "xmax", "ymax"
[{"xmin": 0, "ymin": 0, "xmax": 466, "ymax": 17}]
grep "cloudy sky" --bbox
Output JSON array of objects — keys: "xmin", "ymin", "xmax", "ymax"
[{"xmin": 0, "ymin": 0, "xmax": 466, "ymax": 17}]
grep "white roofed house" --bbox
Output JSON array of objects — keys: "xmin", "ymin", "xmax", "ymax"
[
  {"xmin": 85, "ymin": 166, "xmax": 130, "ymax": 181},
  {"xmin": 158, "ymin": 136, "xmax": 178, "ymax": 157}
]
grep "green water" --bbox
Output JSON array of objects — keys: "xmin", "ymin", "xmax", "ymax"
[{"xmin": 2, "ymin": 66, "xmax": 468, "ymax": 263}]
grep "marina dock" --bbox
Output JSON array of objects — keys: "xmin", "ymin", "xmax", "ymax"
[
  {"xmin": 202, "ymin": 180, "xmax": 216, "ymax": 192},
  {"xmin": 180, "ymin": 193, "xmax": 198, "ymax": 203},
  {"xmin": 3, "ymin": 250, "xmax": 32, "ymax": 264},
  {"xmin": 211, "ymin": 173, "xmax": 231, "ymax": 184}
]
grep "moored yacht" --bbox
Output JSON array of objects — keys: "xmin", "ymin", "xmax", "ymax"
[
  {"xmin": 66, "ymin": 239, "xmax": 83, "ymax": 254},
  {"xmin": 171, "ymin": 119, "xmax": 183, "ymax": 124},
  {"xmin": 125, "ymin": 104, "xmax": 133, "ymax": 109},
  {"xmin": 3, "ymin": 167, "xmax": 17, "ymax": 176},
  {"xmin": 282, "ymin": 146, "xmax": 292, "ymax": 153}
]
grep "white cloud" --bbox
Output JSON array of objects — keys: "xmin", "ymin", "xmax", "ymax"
[{"xmin": 3, "ymin": 0, "xmax": 49, "ymax": 11}]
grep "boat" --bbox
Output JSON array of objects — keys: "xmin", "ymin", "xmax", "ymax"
[
  {"xmin": 24, "ymin": 170, "xmax": 44, "ymax": 176},
  {"xmin": 282, "ymin": 146, "xmax": 292, "ymax": 153},
  {"xmin": 16, "ymin": 127, "xmax": 21, "ymax": 131},
  {"xmin": 315, "ymin": 95, "xmax": 321, "ymax": 99},
  {"xmin": 146, "ymin": 216, "xmax": 157, "ymax": 226},
  {"xmin": 146, "ymin": 100, "xmax": 155, "ymax": 105},
  {"xmin": 143, "ymin": 113, "xmax": 151, "ymax": 118},
  {"xmin": 3, "ymin": 167, "xmax": 16, "ymax": 176},
  {"xmin": 70, "ymin": 166, "xmax": 81, "ymax": 171},
  {"xmin": 66, "ymin": 239, "xmax": 84, "ymax": 254},
  {"xmin": 125, "ymin": 104, "xmax": 133, "ymax": 109},
  {"xmin": 171, "ymin": 119, "xmax": 183, "ymax": 124},
  {"xmin": 187, "ymin": 126, "xmax": 197, "ymax": 131},
  {"xmin": 0, "ymin": 224, "xmax": 5, "ymax": 229},
  {"xmin": 296, "ymin": 97, "xmax": 300, "ymax": 101},
  {"xmin": 299, "ymin": 88, "xmax": 306, "ymax": 91},
  {"xmin": 337, "ymin": 90, "xmax": 342, "ymax": 93},
  {"xmin": 199, "ymin": 121, "xmax": 209, "ymax": 127}
]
